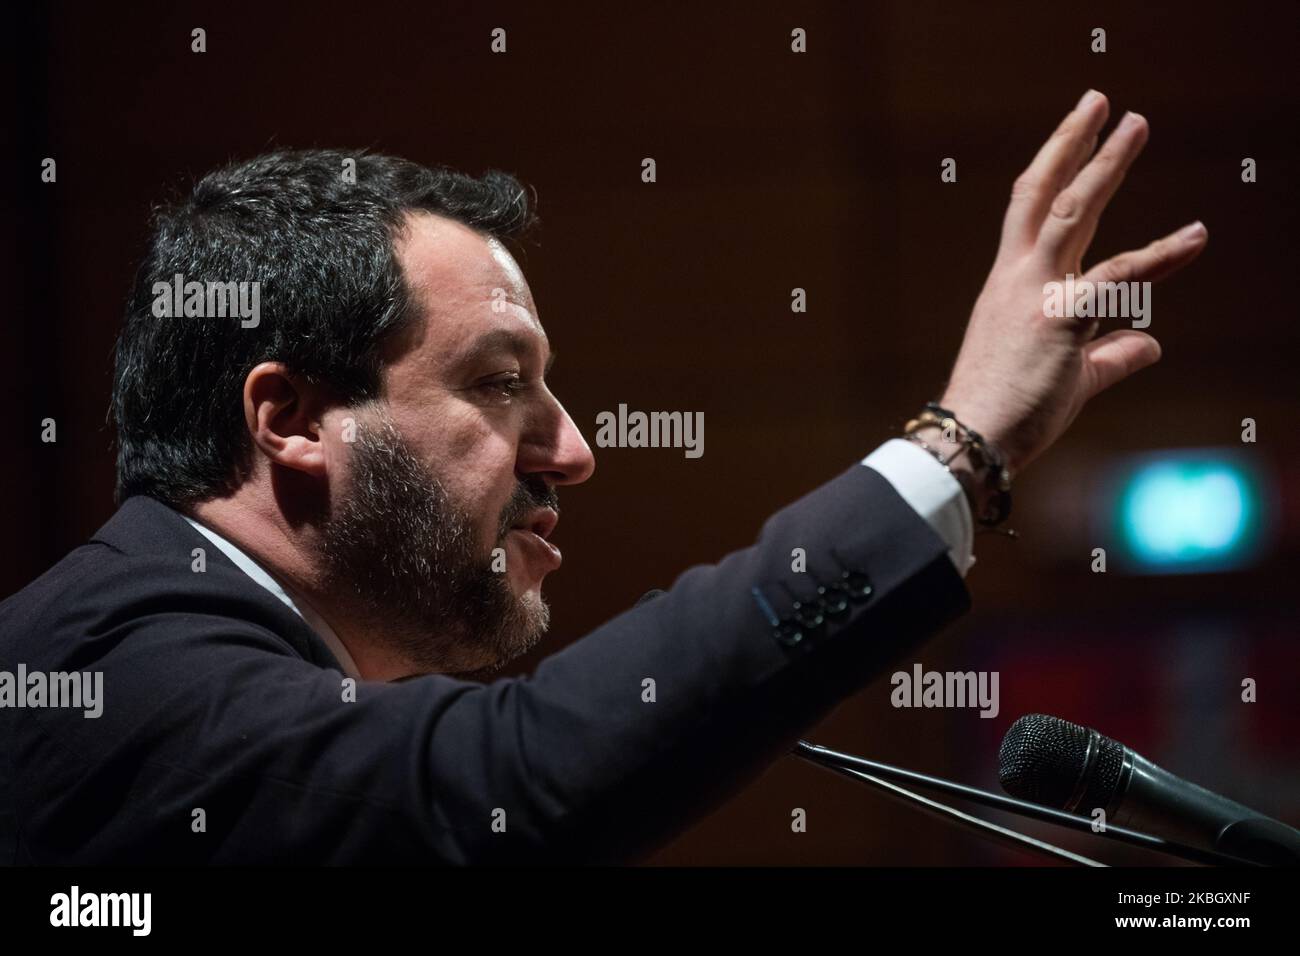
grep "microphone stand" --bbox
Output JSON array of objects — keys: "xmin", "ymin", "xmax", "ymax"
[
  {"xmin": 794, "ymin": 740, "xmax": 1261, "ymax": 867},
  {"xmin": 817, "ymin": 761, "xmax": 1106, "ymax": 866}
]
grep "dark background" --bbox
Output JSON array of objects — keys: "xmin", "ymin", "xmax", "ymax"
[{"xmin": 7, "ymin": 1, "xmax": 1298, "ymax": 864}]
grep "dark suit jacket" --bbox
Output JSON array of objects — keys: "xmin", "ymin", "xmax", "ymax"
[{"xmin": 0, "ymin": 464, "xmax": 969, "ymax": 864}]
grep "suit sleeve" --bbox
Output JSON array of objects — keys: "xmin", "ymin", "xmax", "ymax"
[{"xmin": 30, "ymin": 464, "xmax": 969, "ymax": 864}]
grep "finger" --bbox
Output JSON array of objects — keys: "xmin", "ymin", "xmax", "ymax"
[
  {"xmin": 1067, "ymin": 134, "xmax": 1098, "ymax": 183},
  {"xmin": 1083, "ymin": 221, "xmax": 1208, "ymax": 285},
  {"xmin": 999, "ymin": 91, "xmax": 1111, "ymax": 255},
  {"xmin": 1038, "ymin": 111, "xmax": 1150, "ymax": 264},
  {"xmin": 1083, "ymin": 329, "xmax": 1162, "ymax": 400}
]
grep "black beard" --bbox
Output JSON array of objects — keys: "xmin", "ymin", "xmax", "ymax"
[{"xmin": 319, "ymin": 412, "xmax": 557, "ymax": 676}]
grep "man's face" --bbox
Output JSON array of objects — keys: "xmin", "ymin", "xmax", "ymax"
[{"xmin": 320, "ymin": 212, "xmax": 595, "ymax": 675}]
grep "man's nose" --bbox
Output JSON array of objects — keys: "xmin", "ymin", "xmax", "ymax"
[{"xmin": 521, "ymin": 398, "xmax": 596, "ymax": 487}]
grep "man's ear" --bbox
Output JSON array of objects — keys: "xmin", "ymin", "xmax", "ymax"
[{"xmin": 242, "ymin": 362, "xmax": 329, "ymax": 477}]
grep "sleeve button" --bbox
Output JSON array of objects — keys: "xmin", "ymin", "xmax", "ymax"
[
  {"xmin": 773, "ymin": 620, "xmax": 805, "ymax": 646},
  {"xmin": 792, "ymin": 601, "xmax": 825, "ymax": 630},
  {"xmin": 841, "ymin": 570, "xmax": 874, "ymax": 600},
  {"xmin": 817, "ymin": 584, "xmax": 850, "ymax": 616}
]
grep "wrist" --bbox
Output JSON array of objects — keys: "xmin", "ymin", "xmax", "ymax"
[
  {"xmin": 906, "ymin": 425, "xmax": 997, "ymax": 519},
  {"xmin": 902, "ymin": 400, "xmax": 1014, "ymax": 530},
  {"xmin": 936, "ymin": 392, "xmax": 1019, "ymax": 478}
]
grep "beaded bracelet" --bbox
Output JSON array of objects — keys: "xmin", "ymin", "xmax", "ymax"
[{"xmin": 903, "ymin": 402, "xmax": 1014, "ymax": 532}]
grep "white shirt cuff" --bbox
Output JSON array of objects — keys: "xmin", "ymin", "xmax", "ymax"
[{"xmin": 861, "ymin": 438, "xmax": 975, "ymax": 577}]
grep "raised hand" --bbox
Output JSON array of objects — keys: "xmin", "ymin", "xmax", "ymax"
[{"xmin": 939, "ymin": 90, "xmax": 1208, "ymax": 479}]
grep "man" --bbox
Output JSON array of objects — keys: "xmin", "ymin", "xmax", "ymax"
[{"xmin": 0, "ymin": 90, "xmax": 1205, "ymax": 863}]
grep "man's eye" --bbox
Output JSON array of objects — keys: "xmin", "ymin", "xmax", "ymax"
[{"xmin": 479, "ymin": 376, "xmax": 526, "ymax": 399}]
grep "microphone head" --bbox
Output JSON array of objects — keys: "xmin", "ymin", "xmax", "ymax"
[{"xmin": 998, "ymin": 713, "xmax": 1126, "ymax": 813}]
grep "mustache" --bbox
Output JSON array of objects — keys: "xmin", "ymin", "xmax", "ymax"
[{"xmin": 496, "ymin": 475, "xmax": 559, "ymax": 540}]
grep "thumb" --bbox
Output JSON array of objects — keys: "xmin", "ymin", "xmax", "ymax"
[{"xmin": 1082, "ymin": 329, "xmax": 1162, "ymax": 400}]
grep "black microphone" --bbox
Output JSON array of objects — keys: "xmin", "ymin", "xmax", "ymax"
[{"xmin": 998, "ymin": 713, "xmax": 1300, "ymax": 865}]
